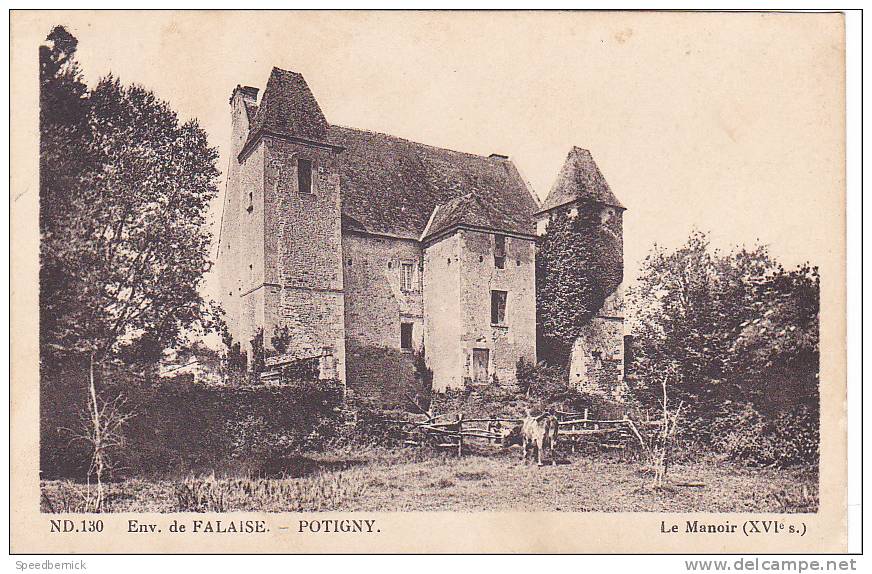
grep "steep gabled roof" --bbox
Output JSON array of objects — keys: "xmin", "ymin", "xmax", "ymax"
[
  {"xmin": 538, "ymin": 147, "xmax": 623, "ymax": 213},
  {"xmin": 328, "ymin": 125, "xmax": 538, "ymax": 239},
  {"xmin": 422, "ymin": 193, "xmax": 492, "ymax": 239},
  {"xmin": 239, "ymin": 67, "xmax": 539, "ymax": 239},
  {"xmin": 242, "ymin": 67, "xmax": 329, "ymax": 152}
]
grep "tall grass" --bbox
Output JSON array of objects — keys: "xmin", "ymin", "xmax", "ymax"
[
  {"xmin": 174, "ymin": 470, "xmax": 369, "ymax": 512},
  {"xmin": 41, "ymin": 480, "xmax": 110, "ymax": 513}
]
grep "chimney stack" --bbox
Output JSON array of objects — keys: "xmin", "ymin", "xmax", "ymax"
[{"xmin": 229, "ymin": 84, "xmax": 259, "ymax": 105}]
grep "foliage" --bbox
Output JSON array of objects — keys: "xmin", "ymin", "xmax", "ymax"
[
  {"xmin": 410, "ymin": 347, "xmax": 434, "ymax": 410},
  {"xmin": 41, "ymin": 362, "xmax": 345, "ymax": 480},
  {"xmin": 39, "ymin": 26, "xmax": 220, "ymax": 366},
  {"xmin": 709, "ymin": 402, "xmax": 819, "ymax": 468},
  {"xmin": 277, "ymin": 358, "xmax": 320, "ymax": 383},
  {"xmin": 337, "ymin": 398, "xmax": 411, "ymax": 449},
  {"xmin": 518, "ymin": 358, "xmax": 629, "ymax": 417},
  {"xmin": 215, "ymin": 320, "xmax": 247, "ymax": 384},
  {"xmin": 270, "ymin": 325, "xmax": 292, "ymax": 356},
  {"xmin": 430, "ymin": 380, "xmax": 522, "ymax": 419},
  {"xmin": 429, "ymin": 360, "xmax": 626, "ymax": 420},
  {"xmin": 627, "ymin": 231, "xmax": 819, "ymax": 466},
  {"xmin": 249, "ymin": 328, "xmax": 266, "ymax": 375},
  {"xmin": 536, "ymin": 207, "xmax": 623, "ymax": 368}
]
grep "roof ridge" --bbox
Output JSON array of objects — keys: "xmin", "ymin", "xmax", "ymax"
[
  {"xmin": 329, "ymin": 123, "xmax": 508, "ymax": 163},
  {"xmin": 537, "ymin": 146, "xmax": 624, "ymax": 213}
]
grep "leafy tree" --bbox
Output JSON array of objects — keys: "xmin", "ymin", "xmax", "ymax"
[
  {"xmin": 40, "ymin": 27, "xmax": 220, "ymax": 365},
  {"xmin": 39, "ymin": 26, "xmax": 94, "ymax": 360},
  {"xmin": 627, "ymin": 231, "xmax": 819, "ymax": 448},
  {"xmin": 731, "ymin": 263, "xmax": 820, "ymax": 414},
  {"xmin": 39, "ymin": 26, "xmax": 221, "ymax": 479},
  {"xmin": 536, "ymin": 207, "xmax": 622, "ymax": 368}
]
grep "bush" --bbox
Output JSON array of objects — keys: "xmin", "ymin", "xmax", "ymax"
[
  {"xmin": 430, "ymin": 359, "xmax": 630, "ymax": 419},
  {"xmin": 710, "ymin": 402, "xmax": 819, "ymax": 468},
  {"xmin": 41, "ymin": 364, "xmax": 346, "ymax": 480}
]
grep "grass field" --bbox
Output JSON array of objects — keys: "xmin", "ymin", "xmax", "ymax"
[{"xmin": 41, "ymin": 447, "xmax": 818, "ymax": 514}]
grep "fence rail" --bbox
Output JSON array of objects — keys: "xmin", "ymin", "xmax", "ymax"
[{"xmin": 382, "ymin": 409, "xmax": 660, "ymax": 456}]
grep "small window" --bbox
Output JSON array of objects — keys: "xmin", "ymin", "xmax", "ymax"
[
  {"xmin": 400, "ymin": 322, "xmax": 413, "ymax": 350},
  {"xmin": 494, "ymin": 234, "xmax": 506, "ymax": 269},
  {"xmin": 297, "ymin": 158, "xmax": 312, "ymax": 194},
  {"xmin": 401, "ymin": 262, "xmax": 414, "ymax": 291},
  {"xmin": 491, "ymin": 290, "xmax": 507, "ymax": 325}
]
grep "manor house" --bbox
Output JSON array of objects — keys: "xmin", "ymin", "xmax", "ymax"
[{"xmin": 217, "ymin": 67, "xmax": 626, "ymax": 403}]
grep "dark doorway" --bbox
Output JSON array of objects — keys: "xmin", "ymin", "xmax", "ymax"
[{"xmin": 472, "ymin": 348, "xmax": 489, "ymax": 382}]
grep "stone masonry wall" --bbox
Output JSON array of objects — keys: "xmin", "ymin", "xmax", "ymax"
[
  {"xmin": 422, "ymin": 233, "xmax": 462, "ymax": 391},
  {"xmin": 262, "ymin": 137, "xmax": 346, "ymax": 382},
  {"xmin": 342, "ymin": 232, "xmax": 423, "ymax": 402},
  {"xmin": 457, "ymin": 229, "xmax": 537, "ymax": 388},
  {"xmin": 217, "ymin": 91, "xmax": 265, "ymax": 353}
]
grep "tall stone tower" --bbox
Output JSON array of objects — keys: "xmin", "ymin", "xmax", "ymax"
[
  {"xmin": 534, "ymin": 147, "xmax": 626, "ymax": 399},
  {"xmin": 217, "ymin": 68, "xmax": 347, "ymax": 380}
]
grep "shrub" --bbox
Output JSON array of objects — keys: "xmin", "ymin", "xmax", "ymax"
[
  {"xmin": 333, "ymin": 394, "xmax": 411, "ymax": 449},
  {"xmin": 275, "ymin": 357, "xmax": 320, "ymax": 382},
  {"xmin": 710, "ymin": 402, "xmax": 819, "ymax": 468},
  {"xmin": 249, "ymin": 328, "xmax": 266, "ymax": 376},
  {"xmin": 429, "ymin": 359, "xmax": 630, "ymax": 420},
  {"xmin": 270, "ymin": 326, "xmax": 292, "ymax": 356},
  {"xmin": 518, "ymin": 359, "xmax": 631, "ymax": 417},
  {"xmin": 41, "ymin": 365, "xmax": 346, "ymax": 480},
  {"xmin": 430, "ymin": 378, "xmax": 523, "ymax": 419},
  {"xmin": 411, "ymin": 348, "xmax": 434, "ymax": 410}
]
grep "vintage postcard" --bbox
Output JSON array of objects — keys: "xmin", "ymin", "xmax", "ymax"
[{"xmin": 10, "ymin": 10, "xmax": 848, "ymax": 553}]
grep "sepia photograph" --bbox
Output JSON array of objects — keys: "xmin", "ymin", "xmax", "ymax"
[{"xmin": 10, "ymin": 8, "xmax": 851, "ymax": 554}]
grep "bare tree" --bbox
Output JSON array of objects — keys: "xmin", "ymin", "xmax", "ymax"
[
  {"xmin": 650, "ymin": 371, "xmax": 683, "ymax": 489},
  {"xmin": 71, "ymin": 354, "xmax": 135, "ymax": 512}
]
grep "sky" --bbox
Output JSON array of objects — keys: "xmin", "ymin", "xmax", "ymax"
[{"xmin": 27, "ymin": 11, "xmax": 844, "ymax": 298}]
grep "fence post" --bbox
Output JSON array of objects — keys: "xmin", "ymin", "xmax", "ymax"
[
  {"xmin": 457, "ymin": 413, "xmax": 464, "ymax": 457},
  {"xmin": 583, "ymin": 408, "xmax": 589, "ymax": 429}
]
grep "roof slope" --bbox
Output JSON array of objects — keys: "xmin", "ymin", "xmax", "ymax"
[
  {"xmin": 243, "ymin": 67, "xmax": 539, "ymax": 239},
  {"xmin": 539, "ymin": 147, "xmax": 623, "ymax": 212},
  {"xmin": 243, "ymin": 68, "xmax": 329, "ymax": 151},
  {"xmin": 328, "ymin": 125, "xmax": 538, "ymax": 239}
]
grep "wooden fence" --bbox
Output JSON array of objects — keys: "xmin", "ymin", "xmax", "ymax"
[{"xmin": 383, "ymin": 409, "xmax": 664, "ymax": 456}]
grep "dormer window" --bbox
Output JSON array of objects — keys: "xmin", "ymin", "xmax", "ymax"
[
  {"xmin": 494, "ymin": 234, "xmax": 506, "ymax": 269},
  {"xmin": 297, "ymin": 158, "xmax": 312, "ymax": 194}
]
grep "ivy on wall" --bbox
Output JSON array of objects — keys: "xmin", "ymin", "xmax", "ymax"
[{"xmin": 536, "ymin": 205, "xmax": 623, "ymax": 368}]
